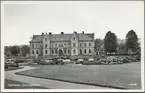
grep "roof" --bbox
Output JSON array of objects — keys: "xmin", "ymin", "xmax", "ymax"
[
  {"xmin": 50, "ymin": 34, "xmax": 72, "ymax": 41},
  {"xmin": 30, "ymin": 33, "xmax": 94, "ymax": 43},
  {"xmin": 29, "ymin": 35, "xmax": 44, "ymax": 43}
]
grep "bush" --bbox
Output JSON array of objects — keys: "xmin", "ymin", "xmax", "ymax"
[
  {"xmin": 82, "ymin": 61, "xmax": 96, "ymax": 65},
  {"xmin": 95, "ymin": 60, "xmax": 103, "ymax": 65},
  {"xmin": 99, "ymin": 59, "xmax": 107, "ymax": 62},
  {"xmin": 39, "ymin": 61, "xmax": 54, "ymax": 65},
  {"xmin": 95, "ymin": 58, "xmax": 108, "ymax": 65},
  {"xmin": 122, "ymin": 58, "xmax": 131, "ymax": 63},
  {"xmin": 5, "ymin": 64, "xmax": 8, "ymax": 69},
  {"xmin": 126, "ymin": 56, "xmax": 137, "ymax": 62},
  {"xmin": 12, "ymin": 63, "xmax": 19, "ymax": 67},
  {"xmin": 18, "ymin": 62, "xmax": 30, "ymax": 66},
  {"xmin": 5, "ymin": 63, "xmax": 19, "ymax": 69},
  {"xmin": 15, "ymin": 59, "xmax": 27, "ymax": 63},
  {"xmin": 135, "ymin": 55, "xmax": 141, "ymax": 61},
  {"xmin": 76, "ymin": 61, "xmax": 82, "ymax": 64},
  {"xmin": 117, "ymin": 57, "xmax": 124, "ymax": 62}
]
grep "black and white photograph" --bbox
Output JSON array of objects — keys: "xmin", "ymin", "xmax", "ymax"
[{"xmin": 1, "ymin": 1, "xmax": 144, "ymax": 92}]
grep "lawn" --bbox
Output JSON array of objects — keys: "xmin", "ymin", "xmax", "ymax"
[
  {"xmin": 15, "ymin": 62, "xmax": 141, "ymax": 89},
  {"xmin": 5, "ymin": 79, "xmax": 48, "ymax": 89}
]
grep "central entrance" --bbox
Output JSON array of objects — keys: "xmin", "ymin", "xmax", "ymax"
[{"xmin": 58, "ymin": 49, "xmax": 63, "ymax": 56}]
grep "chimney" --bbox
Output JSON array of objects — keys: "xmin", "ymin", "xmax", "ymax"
[
  {"xmin": 42, "ymin": 32, "xmax": 44, "ymax": 35},
  {"xmin": 82, "ymin": 31, "xmax": 84, "ymax": 34},
  {"xmin": 49, "ymin": 32, "xmax": 52, "ymax": 35},
  {"xmin": 61, "ymin": 32, "xmax": 64, "ymax": 34},
  {"xmin": 74, "ymin": 31, "xmax": 77, "ymax": 34}
]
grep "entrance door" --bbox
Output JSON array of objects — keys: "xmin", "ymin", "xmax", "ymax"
[{"xmin": 58, "ymin": 49, "xmax": 63, "ymax": 56}]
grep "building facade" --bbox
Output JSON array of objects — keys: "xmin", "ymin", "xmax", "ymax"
[{"xmin": 29, "ymin": 31, "xmax": 95, "ymax": 57}]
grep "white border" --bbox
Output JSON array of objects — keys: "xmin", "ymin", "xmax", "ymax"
[{"xmin": 1, "ymin": 1, "xmax": 144, "ymax": 92}]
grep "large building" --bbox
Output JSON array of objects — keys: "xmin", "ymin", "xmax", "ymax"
[{"xmin": 29, "ymin": 31, "xmax": 95, "ymax": 58}]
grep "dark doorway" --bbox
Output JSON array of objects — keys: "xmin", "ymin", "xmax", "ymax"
[{"xmin": 58, "ymin": 49, "xmax": 63, "ymax": 56}]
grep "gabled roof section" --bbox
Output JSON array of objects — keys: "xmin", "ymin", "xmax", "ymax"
[
  {"xmin": 78, "ymin": 34, "xmax": 93, "ymax": 41},
  {"xmin": 85, "ymin": 33, "xmax": 94, "ymax": 40},
  {"xmin": 30, "ymin": 33, "xmax": 94, "ymax": 43},
  {"xmin": 29, "ymin": 35, "xmax": 44, "ymax": 43}
]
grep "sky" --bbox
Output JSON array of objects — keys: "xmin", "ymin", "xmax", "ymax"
[{"xmin": 2, "ymin": 1, "xmax": 144, "ymax": 46}]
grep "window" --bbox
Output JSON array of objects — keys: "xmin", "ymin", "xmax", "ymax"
[
  {"xmin": 32, "ymin": 50, "xmax": 35, "ymax": 54},
  {"xmin": 36, "ymin": 44, "xmax": 37, "ymax": 48},
  {"xmin": 64, "ymin": 49, "xmax": 66, "ymax": 54},
  {"xmin": 45, "ymin": 44, "xmax": 47, "ymax": 48},
  {"xmin": 73, "ymin": 37, "xmax": 75, "ymax": 40},
  {"xmin": 52, "ymin": 50, "xmax": 54, "ymax": 54},
  {"xmin": 80, "ymin": 49, "xmax": 82, "ymax": 54},
  {"xmin": 73, "ymin": 43, "xmax": 76, "ymax": 47},
  {"xmin": 36, "ymin": 50, "xmax": 39, "ymax": 54},
  {"xmin": 68, "ymin": 50, "xmax": 70, "ymax": 54},
  {"xmin": 55, "ymin": 44, "xmax": 57, "ymax": 47},
  {"xmin": 89, "ymin": 49, "xmax": 91, "ymax": 53},
  {"xmin": 80, "ymin": 43, "xmax": 82, "ymax": 47},
  {"xmin": 55, "ymin": 49, "xmax": 57, "ymax": 54},
  {"xmin": 84, "ymin": 43, "xmax": 87, "ymax": 47},
  {"xmin": 52, "ymin": 44, "xmax": 53, "ymax": 47},
  {"xmin": 45, "ymin": 50, "xmax": 47, "ymax": 54},
  {"xmin": 84, "ymin": 49, "xmax": 87, "ymax": 53},
  {"xmin": 89, "ymin": 43, "xmax": 91, "ymax": 47},
  {"xmin": 45, "ymin": 38, "xmax": 47, "ymax": 41},
  {"xmin": 73, "ymin": 49, "xmax": 76, "ymax": 54}
]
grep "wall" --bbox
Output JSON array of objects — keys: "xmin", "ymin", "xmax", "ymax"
[
  {"xmin": 71, "ymin": 33, "xmax": 79, "ymax": 56},
  {"xmin": 50, "ymin": 41, "xmax": 71, "ymax": 56}
]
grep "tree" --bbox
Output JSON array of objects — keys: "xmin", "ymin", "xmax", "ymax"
[
  {"xmin": 10, "ymin": 45, "xmax": 20, "ymax": 56},
  {"xmin": 94, "ymin": 38, "xmax": 104, "ymax": 55},
  {"xmin": 125, "ymin": 30, "xmax": 139, "ymax": 54},
  {"xmin": 117, "ymin": 39, "xmax": 126, "ymax": 54},
  {"xmin": 104, "ymin": 31, "xmax": 117, "ymax": 54},
  {"xmin": 21, "ymin": 45, "xmax": 30, "ymax": 56},
  {"xmin": 4, "ymin": 46, "xmax": 12, "ymax": 57}
]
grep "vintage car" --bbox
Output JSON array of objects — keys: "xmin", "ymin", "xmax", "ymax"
[{"xmin": 5, "ymin": 61, "xmax": 19, "ymax": 69}]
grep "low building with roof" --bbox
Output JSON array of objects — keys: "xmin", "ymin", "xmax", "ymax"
[{"xmin": 29, "ymin": 31, "xmax": 95, "ymax": 58}]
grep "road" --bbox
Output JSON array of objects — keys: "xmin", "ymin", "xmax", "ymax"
[{"xmin": 5, "ymin": 66, "xmax": 114, "ymax": 89}]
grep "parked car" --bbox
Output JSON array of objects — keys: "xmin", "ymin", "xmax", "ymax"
[
  {"xmin": 77, "ymin": 59, "xmax": 84, "ymax": 64},
  {"xmin": 5, "ymin": 62, "xmax": 19, "ymax": 69},
  {"xmin": 46, "ymin": 60, "xmax": 53, "ymax": 63},
  {"xmin": 63, "ymin": 59, "xmax": 71, "ymax": 62},
  {"xmin": 88, "ymin": 58, "xmax": 94, "ymax": 62}
]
